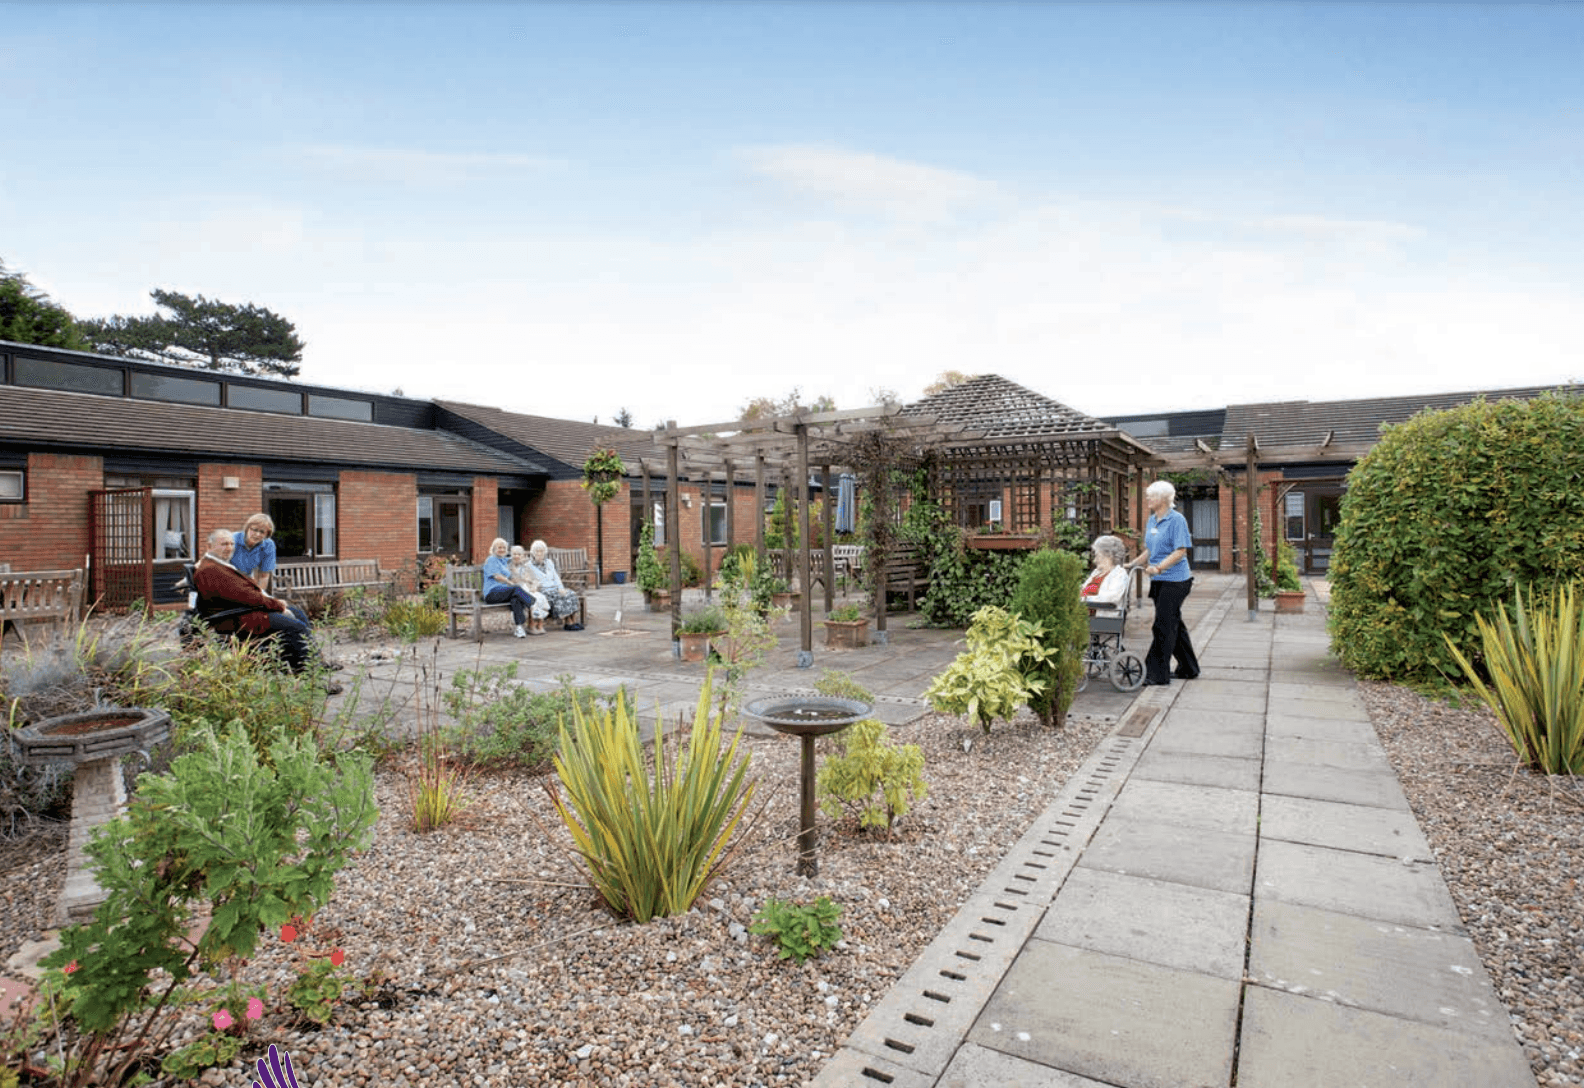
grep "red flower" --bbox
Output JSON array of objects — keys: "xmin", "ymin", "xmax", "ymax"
[
  {"xmin": 280, "ymin": 924, "xmax": 297, "ymax": 943},
  {"xmin": 63, "ymin": 961, "xmax": 79, "ymax": 975},
  {"xmin": 330, "ymin": 948, "xmax": 345, "ymax": 967}
]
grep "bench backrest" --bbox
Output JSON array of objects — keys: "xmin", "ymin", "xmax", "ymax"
[
  {"xmin": 1, "ymin": 568, "xmax": 87, "ymax": 622},
  {"xmin": 274, "ymin": 559, "xmax": 383, "ymax": 593},
  {"xmin": 544, "ymin": 546, "xmax": 590, "ymax": 590}
]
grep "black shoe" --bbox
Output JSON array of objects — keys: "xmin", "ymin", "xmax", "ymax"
[
  {"xmin": 1174, "ymin": 671, "xmax": 1199, "ymax": 680},
  {"xmin": 1143, "ymin": 678, "xmax": 1171, "ymax": 687}
]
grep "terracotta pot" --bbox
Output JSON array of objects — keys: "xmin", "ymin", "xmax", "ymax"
[
  {"xmin": 646, "ymin": 590, "xmax": 671, "ymax": 612},
  {"xmin": 677, "ymin": 630, "xmax": 711, "ymax": 662},
  {"xmin": 823, "ymin": 618, "xmax": 869, "ymax": 649},
  {"xmin": 1274, "ymin": 589, "xmax": 1306, "ymax": 614},
  {"xmin": 966, "ymin": 535, "xmax": 1040, "ymax": 551}
]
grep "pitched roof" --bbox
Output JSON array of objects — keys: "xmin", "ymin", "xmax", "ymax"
[
  {"xmin": 1221, "ymin": 385, "xmax": 1570, "ymax": 449},
  {"xmin": 0, "ymin": 385, "xmax": 545, "ymax": 477},
  {"xmin": 435, "ymin": 400, "xmax": 660, "ymax": 471},
  {"xmin": 901, "ymin": 374, "xmax": 1119, "ymax": 441}
]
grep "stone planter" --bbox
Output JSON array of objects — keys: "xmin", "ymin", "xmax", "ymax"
[
  {"xmin": 1274, "ymin": 589, "xmax": 1306, "ymax": 614},
  {"xmin": 771, "ymin": 591, "xmax": 801, "ymax": 613},
  {"xmin": 823, "ymin": 618, "xmax": 870, "ymax": 649},
  {"xmin": 645, "ymin": 589, "xmax": 671, "ymax": 612}
]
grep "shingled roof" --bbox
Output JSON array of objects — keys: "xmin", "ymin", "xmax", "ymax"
[
  {"xmin": 0, "ymin": 385, "xmax": 545, "ymax": 478},
  {"xmin": 435, "ymin": 400, "xmax": 660, "ymax": 477},
  {"xmin": 901, "ymin": 374, "xmax": 1119, "ymax": 442},
  {"xmin": 1222, "ymin": 385, "xmax": 1568, "ymax": 450}
]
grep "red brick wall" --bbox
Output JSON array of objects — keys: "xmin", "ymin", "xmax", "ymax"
[
  {"xmin": 470, "ymin": 476, "xmax": 498, "ymax": 565},
  {"xmin": 1217, "ymin": 471, "xmax": 1284, "ymax": 573},
  {"xmin": 196, "ymin": 464, "xmax": 263, "ymax": 543},
  {"xmin": 0, "ymin": 453, "xmax": 103, "ymax": 571},
  {"xmin": 339, "ymin": 470, "xmax": 419, "ymax": 589}
]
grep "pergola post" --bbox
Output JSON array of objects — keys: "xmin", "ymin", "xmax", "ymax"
[
  {"xmin": 820, "ymin": 461, "xmax": 834, "ymax": 612},
  {"xmin": 1246, "ymin": 434, "xmax": 1258, "ymax": 621},
  {"xmin": 796, "ymin": 421, "xmax": 813, "ymax": 664},
  {"xmin": 667, "ymin": 429, "xmax": 683, "ymax": 643}
]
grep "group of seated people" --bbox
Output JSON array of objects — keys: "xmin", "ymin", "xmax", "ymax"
[
  {"xmin": 191, "ymin": 513, "xmax": 341, "ymax": 693},
  {"xmin": 481, "ymin": 538, "xmax": 581, "ymax": 638}
]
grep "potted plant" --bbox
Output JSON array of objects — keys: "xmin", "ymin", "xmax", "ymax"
[
  {"xmin": 636, "ymin": 522, "xmax": 669, "ymax": 610},
  {"xmin": 1273, "ymin": 540, "xmax": 1305, "ymax": 613},
  {"xmin": 676, "ymin": 606, "xmax": 727, "ymax": 663},
  {"xmin": 823, "ymin": 600, "xmax": 870, "ymax": 649}
]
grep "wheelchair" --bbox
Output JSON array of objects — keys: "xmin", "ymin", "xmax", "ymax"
[{"xmin": 1077, "ymin": 596, "xmax": 1145, "ymax": 693}]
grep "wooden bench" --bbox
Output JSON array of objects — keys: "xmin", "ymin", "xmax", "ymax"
[
  {"xmin": 1, "ymin": 568, "xmax": 87, "ymax": 639},
  {"xmin": 273, "ymin": 559, "xmax": 386, "ymax": 598},
  {"xmin": 445, "ymin": 554, "xmax": 588, "ymax": 642},
  {"xmin": 880, "ymin": 543, "xmax": 929, "ymax": 613}
]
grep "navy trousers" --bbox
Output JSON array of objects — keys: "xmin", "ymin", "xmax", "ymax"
[{"xmin": 1145, "ymin": 578, "xmax": 1200, "ymax": 684}]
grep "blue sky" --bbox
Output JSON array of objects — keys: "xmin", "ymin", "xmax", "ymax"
[{"xmin": 4, "ymin": 1, "xmax": 1581, "ymax": 429}]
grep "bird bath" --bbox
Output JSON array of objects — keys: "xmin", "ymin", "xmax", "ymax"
[
  {"xmin": 744, "ymin": 696, "xmax": 870, "ymax": 876},
  {"xmin": 10, "ymin": 707, "xmax": 171, "ymax": 924}
]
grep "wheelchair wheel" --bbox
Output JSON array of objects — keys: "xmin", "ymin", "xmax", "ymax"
[{"xmin": 1109, "ymin": 651, "xmax": 1145, "ymax": 692}]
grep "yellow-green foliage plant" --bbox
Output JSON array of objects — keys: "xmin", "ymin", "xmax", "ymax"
[
  {"xmin": 548, "ymin": 673, "xmax": 759, "ymax": 922},
  {"xmin": 1329, "ymin": 391, "xmax": 1584, "ymax": 683},
  {"xmin": 924, "ymin": 606, "xmax": 1054, "ymax": 733},
  {"xmin": 816, "ymin": 717, "xmax": 927, "ymax": 831},
  {"xmin": 1444, "ymin": 583, "xmax": 1584, "ymax": 775}
]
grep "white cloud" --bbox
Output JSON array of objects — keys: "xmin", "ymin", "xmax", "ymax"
[
  {"xmin": 296, "ymin": 145, "xmax": 562, "ymax": 186},
  {"xmin": 737, "ymin": 144, "xmax": 997, "ymax": 223}
]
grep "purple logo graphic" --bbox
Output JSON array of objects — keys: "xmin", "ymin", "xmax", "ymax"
[{"xmin": 253, "ymin": 1043, "xmax": 304, "ymax": 1088}]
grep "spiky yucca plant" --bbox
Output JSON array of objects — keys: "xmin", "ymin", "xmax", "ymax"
[
  {"xmin": 1445, "ymin": 583, "xmax": 1584, "ymax": 775},
  {"xmin": 547, "ymin": 674, "xmax": 759, "ymax": 922}
]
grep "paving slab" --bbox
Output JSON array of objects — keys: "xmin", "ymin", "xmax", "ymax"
[
  {"xmin": 1264, "ymin": 734, "xmax": 1397, "ymax": 774},
  {"xmin": 1103, "ymin": 777, "xmax": 1257, "ymax": 835},
  {"xmin": 1078, "ymin": 817, "xmax": 1255, "ymax": 895},
  {"xmin": 1170, "ymin": 685, "xmax": 1268, "ymax": 715},
  {"xmin": 969, "ymin": 942, "xmax": 1239, "ymax": 1088},
  {"xmin": 1267, "ymin": 680, "xmax": 1368, "ymax": 711},
  {"xmin": 1237, "ymin": 985, "xmax": 1538, "ymax": 1088},
  {"xmin": 1263, "ymin": 713, "xmax": 1381, "ymax": 745},
  {"xmin": 1130, "ymin": 749, "xmax": 1261, "ymax": 791},
  {"xmin": 1261, "ymin": 760, "xmax": 1411, "ymax": 810},
  {"xmin": 1033, "ymin": 866, "xmax": 1249, "ymax": 979},
  {"xmin": 936, "ymin": 1043, "xmax": 1113, "ymax": 1087},
  {"xmin": 1267, "ymin": 693, "xmax": 1371, "ymax": 720},
  {"xmin": 1249, "ymin": 898, "xmax": 1514, "ymax": 1039},
  {"xmin": 1144, "ymin": 718, "xmax": 1265, "ymax": 760},
  {"xmin": 1258, "ymin": 793, "xmax": 1433, "ymax": 859},
  {"xmin": 1256, "ymin": 839, "xmax": 1464, "ymax": 930}
]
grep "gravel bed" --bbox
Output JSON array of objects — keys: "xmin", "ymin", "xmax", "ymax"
[
  {"xmin": 4, "ymin": 682, "xmax": 1579, "ymax": 1086},
  {"xmin": 1360, "ymin": 681, "xmax": 1583, "ymax": 1088}
]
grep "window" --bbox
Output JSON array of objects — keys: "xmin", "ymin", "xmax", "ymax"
[
  {"xmin": 130, "ymin": 372, "xmax": 221, "ymax": 406},
  {"xmin": 652, "ymin": 500, "xmax": 666, "ymax": 546},
  {"xmin": 0, "ymin": 469, "xmax": 22, "ymax": 502},
  {"xmin": 1284, "ymin": 492, "xmax": 1305, "ymax": 541},
  {"xmin": 229, "ymin": 385, "xmax": 303, "ymax": 414},
  {"xmin": 706, "ymin": 502, "xmax": 728, "ymax": 546},
  {"xmin": 308, "ymin": 394, "xmax": 373, "ymax": 422},
  {"xmin": 264, "ymin": 482, "xmax": 336, "ymax": 559},
  {"xmin": 15, "ymin": 356, "xmax": 123, "ymax": 396},
  {"xmin": 418, "ymin": 491, "xmax": 469, "ymax": 554},
  {"xmin": 152, "ymin": 489, "xmax": 195, "ymax": 560}
]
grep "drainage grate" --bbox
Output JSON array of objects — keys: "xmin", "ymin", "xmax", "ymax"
[{"xmin": 813, "ymin": 729, "xmax": 1159, "ymax": 1084}]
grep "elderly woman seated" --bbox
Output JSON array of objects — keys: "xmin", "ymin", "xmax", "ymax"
[
  {"xmin": 509, "ymin": 545, "xmax": 552, "ymax": 635},
  {"xmin": 1081, "ymin": 534, "xmax": 1132, "ymax": 610},
  {"xmin": 482, "ymin": 538, "xmax": 546, "ymax": 638},
  {"xmin": 524, "ymin": 540, "xmax": 582, "ymax": 629}
]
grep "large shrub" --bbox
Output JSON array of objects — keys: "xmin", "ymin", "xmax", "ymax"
[
  {"xmin": 1329, "ymin": 392, "xmax": 1584, "ymax": 682},
  {"xmin": 1008, "ymin": 548, "xmax": 1089, "ymax": 727}
]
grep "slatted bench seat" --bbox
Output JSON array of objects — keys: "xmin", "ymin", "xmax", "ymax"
[
  {"xmin": 881, "ymin": 543, "xmax": 928, "ymax": 613},
  {"xmin": 445, "ymin": 549, "xmax": 589, "ymax": 642},
  {"xmin": 1, "ymin": 568, "xmax": 87, "ymax": 638},
  {"xmin": 273, "ymin": 559, "xmax": 386, "ymax": 598}
]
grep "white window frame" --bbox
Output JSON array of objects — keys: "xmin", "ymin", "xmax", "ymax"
[
  {"xmin": 151, "ymin": 488, "xmax": 195, "ymax": 560},
  {"xmin": 0, "ymin": 469, "xmax": 23, "ymax": 502}
]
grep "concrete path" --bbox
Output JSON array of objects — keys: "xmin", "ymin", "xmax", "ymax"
[{"xmin": 814, "ymin": 576, "xmax": 1538, "ymax": 1088}]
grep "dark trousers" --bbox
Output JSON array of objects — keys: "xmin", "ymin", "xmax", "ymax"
[
  {"xmin": 263, "ymin": 609, "xmax": 314, "ymax": 672},
  {"xmin": 1146, "ymin": 578, "xmax": 1200, "ymax": 684},
  {"xmin": 485, "ymin": 584, "xmax": 535, "ymax": 625}
]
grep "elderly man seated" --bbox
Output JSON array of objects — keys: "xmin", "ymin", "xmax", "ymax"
[{"xmin": 193, "ymin": 527, "xmax": 340, "ymax": 693}]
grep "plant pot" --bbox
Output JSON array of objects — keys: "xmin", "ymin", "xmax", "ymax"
[
  {"xmin": 823, "ymin": 618, "xmax": 869, "ymax": 650},
  {"xmin": 1274, "ymin": 589, "xmax": 1306, "ymax": 614},
  {"xmin": 965, "ymin": 534, "xmax": 1040, "ymax": 550},
  {"xmin": 646, "ymin": 589, "xmax": 671, "ymax": 612},
  {"xmin": 612, "ymin": 571, "xmax": 627, "ymax": 584},
  {"xmin": 771, "ymin": 591, "xmax": 801, "ymax": 611},
  {"xmin": 677, "ymin": 630, "xmax": 725, "ymax": 663}
]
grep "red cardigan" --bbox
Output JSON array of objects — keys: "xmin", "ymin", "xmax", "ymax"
[{"xmin": 193, "ymin": 556, "xmax": 285, "ymax": 636}]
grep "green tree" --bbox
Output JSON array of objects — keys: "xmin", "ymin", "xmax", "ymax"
[
  {"xmin": 739, "ymin": 387, "xmax": 836, "ymax": 421},
  {"xmin": 614, "ymin": 407, "xmax": 634, "ymax": 428},
  {"xmin": 1328, "ymin": 391, "xmax": 1584, "ymax": 683},
  {"xmin": 81, "ymin": 288, "xmax": 304, "ymax": 377},
  {"xmin": 922, "ymin": 370, "xmax": 975, "ymax": 396},
  {"xmin": 0, "ymin": 259, "xmax": 85, "ymax": 349}
]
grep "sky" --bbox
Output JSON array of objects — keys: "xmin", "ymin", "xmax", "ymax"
[{"xmin": 3, "ymin": 1, "xmax": 1582, "ymax": 430}]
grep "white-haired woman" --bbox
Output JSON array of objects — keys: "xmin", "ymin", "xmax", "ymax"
[
  {"xmin": 1081, "ymin": 534, "xmax": 1132, "ymax": 609},
  {"xmin": 1129, "ymin": 480, "xmax": 1200, "ymax": 685},
  {"xmin": 509, "ymin": 545, "xmax": 551, "ymax": 635},
  {"xmin": 525, "ymin": 540, "xmax": 582, "ymax": 629},
  {"xmin": 482, "ymin": 538, "xmax": 542, "ymax": 638}
]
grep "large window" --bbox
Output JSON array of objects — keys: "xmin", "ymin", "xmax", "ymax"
[
  {"xmin": 104, "ymin": 475, "xmax": 195, "ymax": 560},
  {"xmin": 1284, "ymin": 492, "xmax": 1305, "ymax": 541},
  {"xmin": 706, "ymin": 502, "xmax": 728, "ymax": 546},
  {"xmin": 418, "ymin": 491, "xmax": 469, "ymax": 554},
  {"xmin": 264, "ymin": 482, "xmax": 336, "ymax": 559}
]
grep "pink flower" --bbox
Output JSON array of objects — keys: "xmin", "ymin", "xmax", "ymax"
[
  {"xmin": 246, "ymin": 997, "xmax": 264, "ymax": 1021},
  {"xmin": 212, "ymin": 1009, "xmax": 234, "ymax": 1031},
  {"xmin": 330, "ymin": 948, "xmax": 345, "ymax": 968},
  {"xmin": 280, "ymin": 924, "xmax": 298, "ymax": 943},
  {"xmin": 63, "ymin": 961, "xmax": 79, "ymax": 975}
]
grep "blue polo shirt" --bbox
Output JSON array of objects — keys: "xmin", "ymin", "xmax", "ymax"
[
  {"xmin": 231, "ymin": 533, "xmax": 277, "ymax": 579},
  {"xmin": 1144, "ymin": 510, "xmax": 1193, "ymax": 582}
]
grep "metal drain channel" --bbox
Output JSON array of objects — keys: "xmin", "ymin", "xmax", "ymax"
[{"xmin": 813, "ymin": 725, "xmax": 1165, "ymax": 1086}]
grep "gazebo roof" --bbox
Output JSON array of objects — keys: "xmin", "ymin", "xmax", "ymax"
[{"xmin": 901, "ymin": 374, "xmax": 1118, "ymax": 442}]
